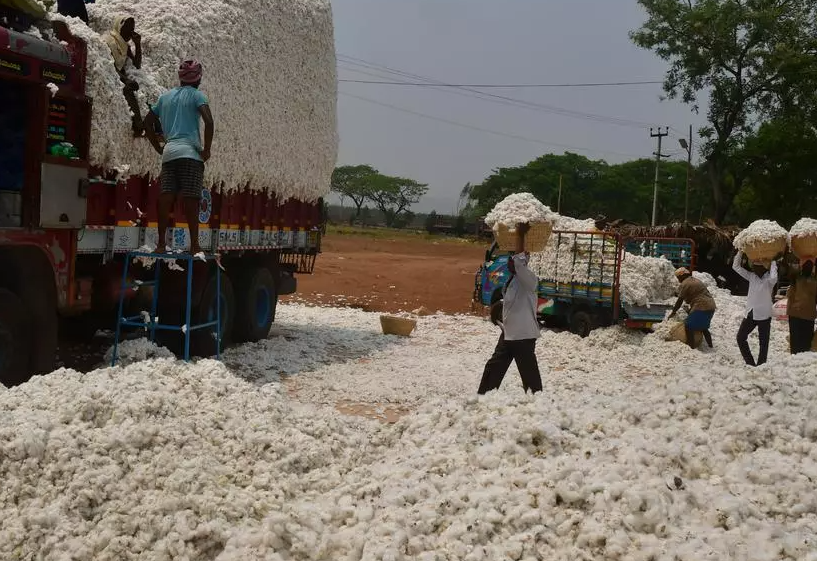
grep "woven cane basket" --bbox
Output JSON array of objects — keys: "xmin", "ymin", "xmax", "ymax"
[
  {"xmin": 791, "ymin": 234, "xmax": 817, "ymax": 259},
  {"xmin": 380, "ymin": 315, "xmax": 416, "ymax": 337},
  {"xmin": 494, "ymin": 221, "xmax": 553, "ymax": 253},
  {"xmin": 667, "ymin": 322, "xmax": 703, "ymax": 349},
  {"xmin": 744, "ymin": 237, "xmax": 787, "ymax": 264}
]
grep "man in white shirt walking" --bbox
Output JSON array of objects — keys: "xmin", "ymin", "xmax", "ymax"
[
  {"xmin": 733, "ymin": 252, "xmax": 779, "ymax": 366},
  {"xmin": 478, "ymin": 223, "xmax": 543, "ymax": 394}
]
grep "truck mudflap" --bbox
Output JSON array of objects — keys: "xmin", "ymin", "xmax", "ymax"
[{"xmin": 623, "ymin": 303, "xmax": 672, "ymax": 330}]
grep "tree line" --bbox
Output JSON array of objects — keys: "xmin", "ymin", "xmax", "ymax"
[{"xmin": 331, "ymin": 165, "xmax": 428, "ymax": 228}]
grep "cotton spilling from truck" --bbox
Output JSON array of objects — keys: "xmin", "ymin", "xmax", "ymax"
[
  {"xmin": 49, "ymin": 0, "xmax": 337, "ymax": 200},
  {"xmin": 618, "ymin": 253, "xmax": 678, "ymax": 306},
  {"xmin": 2, "ymin": 300, "xmax": 817, "ymax": 560}
]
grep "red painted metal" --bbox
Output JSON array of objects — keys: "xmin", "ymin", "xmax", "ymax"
[{"xmin": 85, "ymin": 180, "xmax": 113, "ymax": 226}]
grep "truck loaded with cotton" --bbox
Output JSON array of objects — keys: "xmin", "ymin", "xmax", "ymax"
[
  {"xmin": 0, "ymin": 0, "xmax": 337, "ymax": 385},
  {"xmin": 474, "ymin": 194, "xmax": 695, "ymax": 337}
]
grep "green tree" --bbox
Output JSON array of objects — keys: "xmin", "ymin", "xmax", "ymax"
[
  {"xmin": 369, "ymin": 176, "xmax": 429, "ymax": 228},
  {"xmin": 425, "ymin": 210, "xmax": 438, "ymax": 234},
  {"xmin": 631, "ymin": 0, "xmax": 817, "ymax": 223},
  {"xmin": 331, "ymin": 165, "xmax": 378, "ymax": 224},
  {"xmin": 732, "ymin": 114, "xmax": 817, "ymax": 226}
]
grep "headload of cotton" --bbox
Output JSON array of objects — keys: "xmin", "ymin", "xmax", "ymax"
[
  {"xmin": 733, "ymin": 219, "xmax": 787, "ymax": 251},
  {"xmin": 484, "ymin": 193, "xmax": 558, "ymax": 230}
]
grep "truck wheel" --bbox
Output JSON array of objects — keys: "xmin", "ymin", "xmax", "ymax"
[
  {"xmin": 0, "ymin": 289, "xmax": 32, "ymax": 386},
  {"xmin": 569, "ymin": 310, "xmax": 594, "ymax": 338},
  {"xmin": 234, "ymin": 267, "xmax": 276, "ymax": 343},
  {"xmin": 190, "ymin": 272, "xmax": 236, "ymax": 357}
]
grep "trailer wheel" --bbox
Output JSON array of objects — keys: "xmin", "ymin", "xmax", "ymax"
[
  {"xmin": 0, "ymin": 289, "xmax": 32, "ymax": 387},
  {"xmin": 569, "ymin": 310, "xmax": 594, "ymax": 338},
  {"xmin": 234, "ymin": 267, "xmax": 276, "ymax": 343},
  {"xmin": 190, "ymin": 272, "xmax": 236, "ymax": 357}
]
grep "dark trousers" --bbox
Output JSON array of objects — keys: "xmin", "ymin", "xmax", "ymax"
[
  {"xmin": 737, "ymin": 311, "xmax": 771, "ymax": 366},
  {"xmin": 789, "ymin": 317, "xmax": 816, "ymax": 355},
  {"xmin": 478, "ymin": 334, "xmax": 542, "ymax": 394}
]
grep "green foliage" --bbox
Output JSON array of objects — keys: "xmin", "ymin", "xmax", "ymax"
[
  {"xmin": 369, "ymin": 176, "xmax": 429, "ymax": 228},
  {"xmin": 468, "ymin": 152, "xmax": 708, "ymax": 225},
  {"xmin": 732, "ymin": 115, "xmax": 817, "ymax": 226},
  {"xmin": 631, "ymin": 0, "xmax": 817, "ymax": 223},
  {"xmin": 331, "ymin": 165, "xmax": 379, "ymax": 222}
]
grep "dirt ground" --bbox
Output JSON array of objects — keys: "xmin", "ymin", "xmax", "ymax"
[{"xmin": 281, "ymin": 233, "xmax": 487, "ymax": 314}]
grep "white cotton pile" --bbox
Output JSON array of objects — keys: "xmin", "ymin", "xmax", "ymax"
[
  {"xmin": 484, "ymin": 193, "xmax": 558, "ymax": 229},
  {"xmin": 789, "ymin": 217, "xmax": 817, "ymax": 241},
  {"xmin": 49, "ymin": 0, "xmax": 337, "ymax": 200},
  {"xmin": 529, "ymin": 229, "xmax": 619, "ymax": 284},
  {"xmin": 102, "ymin": 337, "xmax": 175, "ymax": 366},
  {"xmin": 3, "ymin": 301, "xmax": 817, "ymax": 560},
  {"xmin": 618, "ymin": 252, "xmax": 678, "ymax": 306},
  {"xmin": 733, "ymin": 220, "xmax": 788, "ymax": 251},
  {"xmin": 554, "ymin": 215, "xmax": 596, "ymax": 232}
]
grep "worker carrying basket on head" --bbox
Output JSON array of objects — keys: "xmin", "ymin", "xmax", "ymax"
[{"xmin": 668, "ymin": 268, "xmax": 716, "ymax": 349}]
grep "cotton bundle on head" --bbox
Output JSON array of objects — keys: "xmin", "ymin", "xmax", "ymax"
[{"xmin": 179, "ymin": 60, "xmax": 203, "ymax": 85}]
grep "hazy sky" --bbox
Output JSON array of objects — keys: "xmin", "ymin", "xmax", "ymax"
[{"xmin": 332, "ymin": 0, "xmax": 708, "ymax": 214}]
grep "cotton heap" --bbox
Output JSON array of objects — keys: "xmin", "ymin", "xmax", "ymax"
[
  {"xmin": 484, "ymin": 193, "xmax": 558, "ymax": 230},
  {"xmin": 49, "ymin": 0, "xmax": 338, "ymax": 201},
  {"xmin": 618, "ymin": 252, "xmax": 678, "ymax": 306},
  {"xmin": 733, "ymin": 220, "xmax": 788, "ymax": 252}
]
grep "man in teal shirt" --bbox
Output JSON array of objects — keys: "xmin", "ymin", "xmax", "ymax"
[{"xmin": 144, "ymin": 60, "xmax": 214, "ymax": 256}]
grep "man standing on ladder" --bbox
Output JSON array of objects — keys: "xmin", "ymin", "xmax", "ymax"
[{"xmin": 144, "ymin": 60, "xmax": 214, "ymax": 258}]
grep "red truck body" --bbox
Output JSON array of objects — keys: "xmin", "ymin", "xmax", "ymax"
[{"xmin": 0, "ymin": 21, "xmax": 324, "ymax": 385}]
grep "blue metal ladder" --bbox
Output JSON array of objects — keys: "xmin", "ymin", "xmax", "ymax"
[{"xmin": 111, "ymin": 251, "xmax": 222, "ymax": 366}]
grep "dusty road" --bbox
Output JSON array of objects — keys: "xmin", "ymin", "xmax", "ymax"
[{"xmin": 282, "ymin": 233, "xmax": 487, "ymax": 314}]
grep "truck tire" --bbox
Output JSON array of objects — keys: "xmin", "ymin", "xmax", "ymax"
[
  {"xmin": 569, "ymin": 310, "xmax": 594, "ymax": 338},
  {"xmin": 0, "ymin": 289, "xmax": 32, "ymax": 387},
  {"xmin": 189, "ymin": 272, "xmax": 236, "ymax": 357},
  {"xmin": 234, "ymin": 267, "xmax": 276, "ymax": 343}
]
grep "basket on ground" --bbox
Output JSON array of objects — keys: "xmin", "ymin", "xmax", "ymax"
[
  {"xmin": 791, "ymin": 234, "xmax": 817, "ymax": 260},
  {"xmin": 494, "ymin": 221, "xmax": 553, "ymax": 253},
  {"xmin": 380, "ymin": 315, "xmax": 417, "ymax": 337},
  {"xmin": 666, "ymin": 322, "xmax": 703, "ymax": 349},
  {"xmin": 812, "ymin": 331, "xmax": 817, "ymax": 352},
  {"xmin": 744, "ymin": 238, "xmax": 787, "ymax": 264}
]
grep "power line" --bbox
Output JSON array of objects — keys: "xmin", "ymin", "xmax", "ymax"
[
  {"xmin": 337, "ymin": 54, "xmax": 657, "ymax": 129},
  {"xmin": 338, "ymin": 78, "xmax": 665, "ymax": 88},
  {"xmin": 339, "ymin": 91, "xmax": 646, "ymax": 159}
]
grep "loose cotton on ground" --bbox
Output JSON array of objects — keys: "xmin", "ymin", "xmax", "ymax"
[
  {"xmin": 52, "ymin": 0, "xmax": 337, "ymax": 200},
  {"xmin": 2, "ymin": 293, "xmax": 817, "ymax": 559}
]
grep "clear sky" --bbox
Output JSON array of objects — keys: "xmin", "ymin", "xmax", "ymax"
[{"xmin": 332, "ymin": 0, "xmax": 708, "ymax": 214}]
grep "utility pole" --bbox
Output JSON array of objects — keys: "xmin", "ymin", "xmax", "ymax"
[
  {"xmin": 557, "ymin": 174, "xmax": 563, "ymax": 214},
  {"xmin": 650, "ymin": 127, "xmax": 669, "ymax": 227},
  {"xmin": 678, "ymin": 127, "xmax": 693, "ymax": 223}
]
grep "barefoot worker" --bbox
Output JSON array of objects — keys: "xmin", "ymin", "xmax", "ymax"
[
  {"xmin": 143, "ymin": 60, "xmax": 214, "ymax": 258},
  {"xmin": 668, "ymin": 268, "xmax": 716, "ymax": 348},
  {"xmin": 478, "ymin": 222, "xmax": 543, "ymax": 395}
]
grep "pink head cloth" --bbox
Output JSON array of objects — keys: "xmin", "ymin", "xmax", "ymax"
[{"xmin": 178, "ymin": 60, "xmax": 203, "ymax": 84}]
